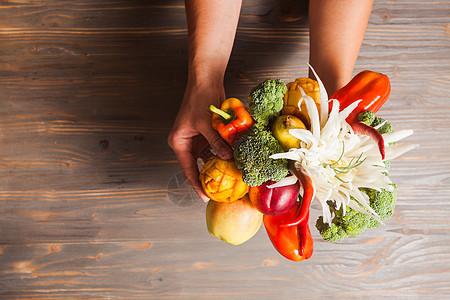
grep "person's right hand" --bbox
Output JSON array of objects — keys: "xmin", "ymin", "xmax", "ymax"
[{"xmin": 167, "ymin": 81, "xmax": 234, "ymax": 202}]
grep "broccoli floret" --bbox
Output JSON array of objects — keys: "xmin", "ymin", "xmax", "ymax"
[
  {"xmin": 358, "ymin": 110, "xmax": 376, "ymax": 125},
  {"xmin": 361, "ymin": 183, "xmax": 397, "ymax": 228},
  {"xmin": 372, "ymin": 116, "xmax": 393, "ymax": 134},
  {"xmin": 316, "ymin": 179, "xmax": 397, "ymax": 242},
  {"xmin": 247, "ymin": 79, "xmax": 287, "ymax": 126},
  {"xmin": 357, "ymin": 110, "xmax": 393, "ymax": 134},
  {"xmin": 315, "ymin": 216, "xmax": 348, "ymax": 242},
  {"xmin": 234, "ymin": 126, "xmax": 289, "ymax": 187},
  {"xmin": 316, "ymin": 201, "xmax": 370, "ymax": 242}
]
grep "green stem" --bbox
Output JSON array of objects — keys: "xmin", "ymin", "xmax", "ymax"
[{"xmin": 209, "ymin": 105, "xmax": 232, "ymax": 120}]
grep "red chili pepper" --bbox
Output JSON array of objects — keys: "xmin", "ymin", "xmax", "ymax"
[
  {"xmin": 264, "ymin": 203, "xmax": 313, "ymax": 261},
  {"xmin": 351, "ymin": 122, "xmax": 386, "ymax": 159},
  {"xmin": 298, "ymin": 218, "xmax": 312, "ymax": 258},
  {"xmin": 281, "ymin": 165, "xmax": 314, "ymax": 227},
  {"xmin": 329, "ymin": 70, "xmax": 391, "ymax": 159},
  {"xmin": 210, "ymin": 98, "xmax": 253, "ymax": 146}
]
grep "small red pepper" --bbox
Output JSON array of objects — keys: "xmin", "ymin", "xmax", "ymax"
[
  {"xmin": 264, "ymin": 203, "xmax": 313, "ymax": 261},
  {"xmin": 329, "ymin": 70, "xmax": 391, "ymax": 159},
  {"xmin": 210, "ymin": 98, "xmax": 253, "ymax": 146},
  {"xmin": 351, "ymin": 122, "xmax": 386, "ymax": 159},
  {"xmin": 281, "ymin": 165, "xmax": 314, "ymax": 227}
]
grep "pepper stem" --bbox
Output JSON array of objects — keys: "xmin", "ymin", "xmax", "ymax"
[{"xmin": 209, "ymin": 105, "xmax": 232, "ymax": 120}]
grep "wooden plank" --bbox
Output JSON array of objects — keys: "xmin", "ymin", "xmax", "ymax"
[{"xmin": 0, "ymin": 0, "xmax": 449, "ymax": 298}]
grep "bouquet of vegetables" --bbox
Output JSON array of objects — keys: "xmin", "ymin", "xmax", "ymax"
[{"xmin": 199, "ymin": 66, "xmax": 418, "ymax": 262}]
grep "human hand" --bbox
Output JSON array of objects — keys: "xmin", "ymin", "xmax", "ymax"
[{"xmin": 168, "ymin": 81, "xmax": 234, "ymax": 202}]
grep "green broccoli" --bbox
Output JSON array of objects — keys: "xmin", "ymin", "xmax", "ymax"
[
  {"xmin": 361, "ymin": 183, "xmax": 397, "ymax": 228},
  {"xmin": 247, "ymin": 79, "xmax": 287, "ymax": 126},
  {"xmin": 358, "ymin": 110, "xmax": 376, "ymax": 126},
  {"xmin": 358, "ymin": 110, "xmax": 393, "ymax": 134},
  {"xmin": 316, "ymin": 179, "xmax": 397, "ymax": 242},
  {"xmin": 233, "ymin": 125, "xmax": 289, "ymax": 187},
  {"xmin": 315, "ymin": 220, "xmax": 348, "ymax": 243},
  {"xmin": 372, "ymin": 117, "xmax": 393, "ymax": 134},
  {"xmin": 316, "ymin": 112, "xmax": 399, "ymax": 242},
  {"xmin": 316, "ymin": 200, "xmax": 370, "ymax": 242}
]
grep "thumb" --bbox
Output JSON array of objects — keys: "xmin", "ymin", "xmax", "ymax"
[{"xmin": 203, "ymin": 127, "xmax": 233, "ymax": 160}]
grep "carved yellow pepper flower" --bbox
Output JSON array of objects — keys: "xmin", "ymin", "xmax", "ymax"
[{"xmin": 199, "ymin": 156, "xmax": 248, "ymax": 203}]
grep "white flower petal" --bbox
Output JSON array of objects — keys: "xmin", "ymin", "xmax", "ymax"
[
  {"xmin": 299, "ymin": 88, "xmax": 321, "ymax": 140},
  {"xmin": 270, "ymin": 151, "xmax": 300, "ymax": 161},
  {"xmin": 268, "ymin": 68, "xmax": 416, "ymax": 226},
  {"xmin": 384, "ymin": 143, "xmax": 419, "ymax": 161},
  {"xmin": 289, "ymin": 129, "xmax": 317, "ymax": 148},
  {"xmin": 320, "ymin": 199, "xmax": 333, "ymax": 224},
  {"xmin": 308, "ymin": 63, "xmax": 329, "ymax": 127},
  {"xmin": 339, "ymin": 100, "xmax": 362, "ymax": 122},
  {"xmin": 321, "ymin": 99, "xmax": 340, "ymax": 141},
  {"xmin": 383, "ymin": 129, "xmax": 414, "ymax": 144},
  {"xmin": 267, "ymin": 175, "xmax": 298, "ymax": 188}
]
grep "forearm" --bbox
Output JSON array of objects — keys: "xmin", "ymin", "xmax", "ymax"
[
  {"xmin": 185, "ymin": 0, "xmax": 242, "ymax": 86},
  {"xmin": 308, "ymin": 0, "xmax": 374, "ymax": 94}
]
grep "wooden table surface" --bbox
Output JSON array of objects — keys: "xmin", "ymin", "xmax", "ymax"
[{"xmin": 1, "ymin": 0, "xmax": 449, "ymax": 298}]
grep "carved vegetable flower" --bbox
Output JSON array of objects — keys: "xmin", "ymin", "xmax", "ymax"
[
  {"xmin": 199, "ymin": 156, "xmax": 249, "ymax": 203},
  {"xmin": 271, "ymin": 67, "xmax": 418, "ymax": 224}
]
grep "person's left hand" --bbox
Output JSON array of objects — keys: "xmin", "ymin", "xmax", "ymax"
[{"xmin": 168, "ymin": 81, "xmax": 233, "ymax": 202}]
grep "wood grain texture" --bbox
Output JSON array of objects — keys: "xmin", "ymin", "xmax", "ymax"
[{"xmin": 0, "ymin": 0, "xmax": 449, "ymax": 298}]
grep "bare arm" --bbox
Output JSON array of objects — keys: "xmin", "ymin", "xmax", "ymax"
[
  {"xmin": 308, "ymin": 0, "xmax": 374, "ymax": 94},
  {"xmin": 185, "ymin": 0, "xmax": 242, "ymax": 86},
  {"xmin": 168, "ymin": 0, "xmax": 242, "ymax": 202}
]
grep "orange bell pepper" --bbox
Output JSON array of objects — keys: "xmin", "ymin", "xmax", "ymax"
[{"xmin": 210, "ymin": 98, "xmax": 253, "ymax": 146}]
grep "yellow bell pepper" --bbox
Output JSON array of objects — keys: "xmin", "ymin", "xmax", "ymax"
[{"xmin": 281, "ymin": 78, "xmax": 321, "ymax": 129}]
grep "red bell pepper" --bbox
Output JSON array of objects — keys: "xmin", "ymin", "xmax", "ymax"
[
  {"xmin": 329, "ymin": 70, "xmax": 391, "ymax": 159},
  {"xmin": 330, "ymin": 70, "xmax": 391, "ymax": 123},
  {"xmin": 264, "ymin": 203, "xmax": 313, "ymax": 261},
  {"xmin": 210, "ymin": 98, "xmax": 253, "ymax": 146}
]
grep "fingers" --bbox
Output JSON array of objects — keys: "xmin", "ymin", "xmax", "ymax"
[
  {"xmin": 168, "ymin": 128, "xmax": 234, "ymax": 203},
  {"xmin": 175, "ymin": 148, "xmax": 211, "ymax": 203},
  {"xmin": 191, "ymin": 135, "xmax": 214, "ymax": 162},
  {"xmin": 198, "ymin": 146, "xmax": 214, "ymax": 162},
  {"xmin": 203, "ymin": 126, "xmax": 233, "ymax": 160},
  {"xmin": 168, "ymin": 132, "xmax": 210, "ymax": 202}
]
